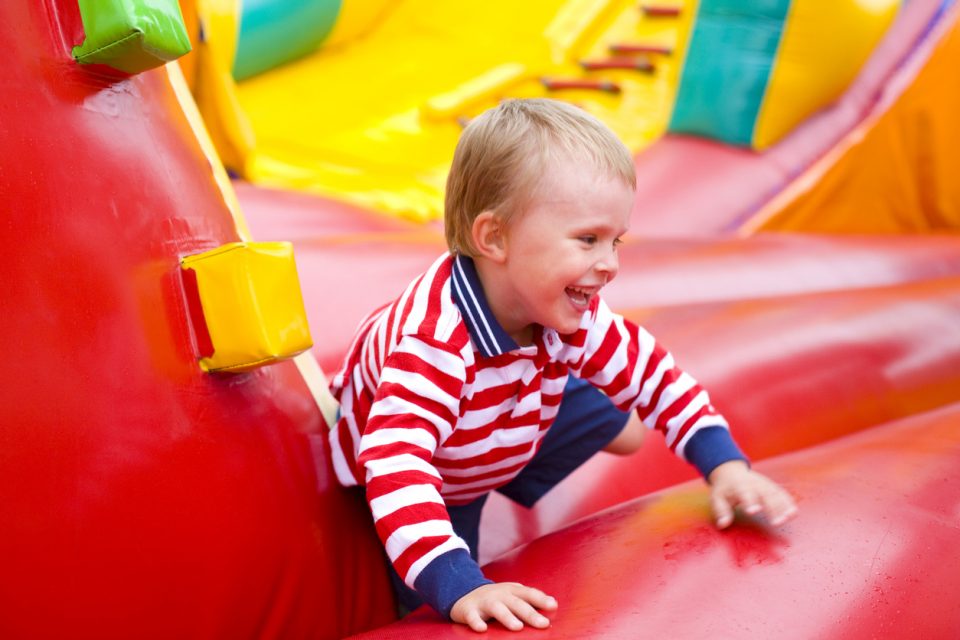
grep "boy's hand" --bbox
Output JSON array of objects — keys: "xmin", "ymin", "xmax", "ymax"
[
  {"xmin": 450, "ymin": 582, "xmax": 558, "ymax": 632},
  {"xmin": 708, "ymin": 461, "xmax": 798, "ymax": 529}
]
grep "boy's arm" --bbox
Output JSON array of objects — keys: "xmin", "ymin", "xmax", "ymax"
[
  {"xmin": 572, "ymin": 298, "xmax": 744, "ymax": 475},
  {"xmin": 574, "ymin": 299, "xmax": 796, "ymax": 526}
]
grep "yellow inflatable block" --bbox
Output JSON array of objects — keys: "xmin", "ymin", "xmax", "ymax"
[{"xmin": 180, "ymin": 242, "xmax": 313, "ymax": 373}]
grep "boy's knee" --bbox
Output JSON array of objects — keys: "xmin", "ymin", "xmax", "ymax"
[{"xmin": 603, "ymin": 415, "xmax": 645, "ymax": 455}]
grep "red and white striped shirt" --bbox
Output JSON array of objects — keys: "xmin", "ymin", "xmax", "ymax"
[{"xmin": 329, "ymin": 253, "xmax": 731, "ymax": 612}]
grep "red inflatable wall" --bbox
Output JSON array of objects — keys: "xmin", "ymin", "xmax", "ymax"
[{"xmin": 0, "ymin": 2, "xmax": 391, "ymax": 638}]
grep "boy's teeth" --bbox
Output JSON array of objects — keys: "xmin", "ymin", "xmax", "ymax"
[{"xmin": 567, "ymin": 287, "xmax": 589, "ymax": 304}]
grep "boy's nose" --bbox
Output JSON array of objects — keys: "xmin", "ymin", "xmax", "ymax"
[{"xmin": 595, "ymin": 248, "xmax": 619, "ymax": 281}]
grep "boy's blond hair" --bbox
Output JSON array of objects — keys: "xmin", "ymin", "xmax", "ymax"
[{"xmin": 444, "ymin": 98, "xmax": 637, "ymax": 256}]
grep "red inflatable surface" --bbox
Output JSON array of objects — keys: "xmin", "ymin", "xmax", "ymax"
[{"xmin": 355, "ymin": 402, "xmax": 960, "ymax": 639}]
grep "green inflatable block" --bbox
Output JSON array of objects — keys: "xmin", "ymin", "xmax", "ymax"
[{"xmin": 73, "ymin": 0, "xmax": 192, "ymax": 74}]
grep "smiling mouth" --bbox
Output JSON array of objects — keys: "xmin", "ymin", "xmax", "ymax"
[{"xmin": 565, "ymin": 286, "xmax": 594, "ymax": 309}]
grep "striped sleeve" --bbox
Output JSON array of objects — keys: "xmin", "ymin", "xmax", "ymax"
[
  {"xmin": 356, "ymin": 334, "xmax": 490, "ymax": 615},
  {"xmin": 570, "ymin": 298, "xmax": 746, "ymax": 476}
]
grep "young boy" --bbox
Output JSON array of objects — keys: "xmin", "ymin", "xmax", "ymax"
[{"xmin": 329, "ymin": 98, "xmax": 797, "ymax": 632}]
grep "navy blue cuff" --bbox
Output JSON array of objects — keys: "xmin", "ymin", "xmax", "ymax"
[
  {"xmin": 683, "ymin": 426, "xmax": 749, "ymax": 480},
  {"xmin": 413, "ymin": 548, "xmax": 493, "ymax": 619}
]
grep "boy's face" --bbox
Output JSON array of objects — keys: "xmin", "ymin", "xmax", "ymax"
[{"xmin": 495, "ymin": 155, "xmax": 634, "ymax": 340}]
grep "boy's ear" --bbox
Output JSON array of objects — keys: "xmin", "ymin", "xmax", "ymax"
[{"xmin": 471, "ymin": 211, "xmax": 507, "ymax": 263}]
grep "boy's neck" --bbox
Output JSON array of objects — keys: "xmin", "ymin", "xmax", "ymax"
[{"xmin": 471, "ymin": 255, "xmax": 534, "ymax": 346}]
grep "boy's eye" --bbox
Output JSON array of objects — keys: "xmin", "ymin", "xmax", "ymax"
[
  {"xmin": 613, "ymin": 237, "xmax": 623, "ymax": 248},
  {"xmin": 579, "ymin": 235, "xmax": 597, "ymax": 245}
]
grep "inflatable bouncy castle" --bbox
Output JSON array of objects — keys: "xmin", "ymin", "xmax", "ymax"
[{"xmin": 2, "ymin": 1, "xmax": 960, "ymax": 638}]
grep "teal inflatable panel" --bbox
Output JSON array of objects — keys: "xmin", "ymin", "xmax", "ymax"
[
  {"xmin": 669, "ymin": 0, "xmax": 791, "ymax": 146},
  {"xmin": 233, "ymin": 0, "xmax": 342, "ymax": 81}
]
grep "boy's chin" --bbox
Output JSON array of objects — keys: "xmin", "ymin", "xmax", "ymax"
[{"xmin": 553, "ymin": 318, "xmax": 583, "ymax": 336}]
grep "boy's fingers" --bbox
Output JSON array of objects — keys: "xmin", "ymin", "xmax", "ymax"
[
  {"xmin": 464, "ymin": 609, "xmax": 488, "ymax": 633},
  {"xmin": 731, "ymin": 486, "xmax": 763, "ymax": 515},
  {"xmin": 742, "ymin": 499, "xmax": 763, "ymax": 515},
  {"xmin": 762, "ymin": 486, "xmax": 798, "ymax": 525},
  {"xmin": 453, "ymin": 583, "xmax": 559, "ymax": 633},
  {"xmin": 710, "ymin": 471, "xmax": 798, "ymax": 528},
  {"xmin": 711, "ymin": 493, "xmax": 735, "ymax": 529},
  {"xmin": 489, "ymin": 601, "xmax": 523, "ymax": 631},
  {"xmin": 769, "ymin": 503, "xmax": 799, "ymax": 526},
  {"xmin": 514, "ymin": 585, "xmax": 558, "ymax": 611},
  {"xmin": 505, "ymin": 596, "xmax": 551, "ymax": 629}
]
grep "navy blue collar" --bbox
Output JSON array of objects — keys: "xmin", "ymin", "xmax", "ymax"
[{"xmin": 450, "ymin": 254, "xmax": 520, "ymax": 358}]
